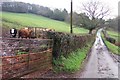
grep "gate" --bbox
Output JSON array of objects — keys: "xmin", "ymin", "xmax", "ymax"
[{"xmin": 0, "ymin": 38, "xmax": 53, "ymax": 79}]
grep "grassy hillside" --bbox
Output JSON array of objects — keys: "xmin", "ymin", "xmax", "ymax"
[{"xmin": 1, "ymin": 12, "xmax": 88, "ymax": 34}]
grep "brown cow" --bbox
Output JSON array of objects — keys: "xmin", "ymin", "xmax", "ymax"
[{"xmin": 18, "ymin": 27, "xmax": 32, "ymax": 38}]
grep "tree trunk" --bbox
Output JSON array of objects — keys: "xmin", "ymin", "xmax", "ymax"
[{"xmin": 89, "ymin": 29, "xmax": 93, "ymax": 34}]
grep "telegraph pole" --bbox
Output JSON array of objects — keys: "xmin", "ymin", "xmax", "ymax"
[{"xmin": 70, "ymin": 0, "xmax": 73, "ymax": 33}]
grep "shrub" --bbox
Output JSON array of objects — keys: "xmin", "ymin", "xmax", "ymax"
[
  {"xmin": 106, "ymin": 37, "xmax": 116, "ymax": 44},
  {"xmin": 47, "ymin": 31, "xmax": 94, "ymax": 58}
]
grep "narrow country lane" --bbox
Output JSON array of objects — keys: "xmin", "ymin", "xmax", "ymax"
[{"xmin": 80, "ymin": 29, "xmax": 118, "ymax": 78}]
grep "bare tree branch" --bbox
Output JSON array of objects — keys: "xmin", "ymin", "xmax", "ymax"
[{"xmin": 82, "ymin": 1, "xmax": 110, "ymax": 20}]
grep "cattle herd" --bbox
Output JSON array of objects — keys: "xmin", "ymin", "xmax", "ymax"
[{"xmin": 10, "ymin": 27, "xmax": 55, "ymax": 39}]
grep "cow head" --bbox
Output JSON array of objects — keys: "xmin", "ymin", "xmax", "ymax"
[{"xmin": 10, "ymin": 28, "xmax": 17, "ymax": 38}]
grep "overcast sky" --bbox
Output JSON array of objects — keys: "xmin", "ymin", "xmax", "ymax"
[{"xmin": 10, "ymin": 0, "xmax": 120, "ymax": 19}]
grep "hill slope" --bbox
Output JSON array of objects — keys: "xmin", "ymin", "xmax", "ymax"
[{"xmin": 1, "ymin": 12, "xmax": 88, "ymax": 34}]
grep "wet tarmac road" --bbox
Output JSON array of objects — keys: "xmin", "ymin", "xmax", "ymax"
[{"xmin": 80, "ymin": 29, "xmax": 118, "ymax": 78}]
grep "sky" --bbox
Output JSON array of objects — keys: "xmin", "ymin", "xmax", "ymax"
[{"xmin": 5, "ymin": 0, "xmax": 120, "ymax": 19}]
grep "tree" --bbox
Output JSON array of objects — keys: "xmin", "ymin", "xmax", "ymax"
[
  {"xmin": 2, "ymin": 2, "xmax": 29, "ymax": 13},
  {"xmin": 72, "ymin": 12, "xmax": 80, "ymax": 26},
  {"xmin": 52, "ymin": 9, "xmax": 68, "ymax": 21},
  {"xmin": 61, "ymin": 9, "xmax": 68, "ymax": 21},
  {"xmin": 65, "ymin": 12, "xmax": 93, "ymax": 29},
  {"xmin": 106, "ymin": 17, "xmax": 119, "ymax": 32},
  {"xmin": 2, "ymin": 2, "xmax": 69, "ymax": 22},
  {"xmin": 37, "ymin": 6, "xmax": 53, "ymax": 18},
  {"xmin": 82, "ymin": 1, "xmax": 110, "ymax": 34}
]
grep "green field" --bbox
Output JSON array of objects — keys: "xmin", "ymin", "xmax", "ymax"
[{"xmin": 0, "ymin": 12, "xmax": 89, "ymax": 34}]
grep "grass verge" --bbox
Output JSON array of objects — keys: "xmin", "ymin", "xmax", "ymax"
[
  {"xmin": 53, "ymin": 43, "xmax": 92, "ymax": 73},
  {"xmin": 103, "ymin": 39, "xmax": 120, "ymax": 55},
  {"xmin": 102, "ymin": 33, "xmax": 120, "ymax": 55}
]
